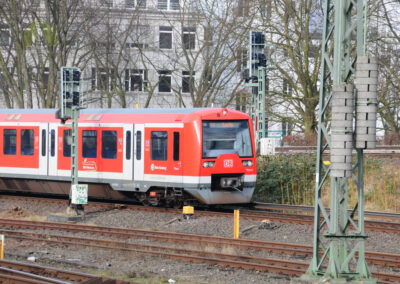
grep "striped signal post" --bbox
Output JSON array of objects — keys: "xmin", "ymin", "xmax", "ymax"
[{"xmin": 234, "ymin": 210, "xmax": 240, "ymax": 239}]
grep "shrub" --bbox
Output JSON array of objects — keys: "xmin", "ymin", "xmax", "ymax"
[{"xmin": 253, "ymin": 154, "xmax": 316, "ymax": 205}]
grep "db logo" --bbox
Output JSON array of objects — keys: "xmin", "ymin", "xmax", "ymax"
[{"xmin": 224, "ymin": 159, "xmax": 233, "ymax": 168}]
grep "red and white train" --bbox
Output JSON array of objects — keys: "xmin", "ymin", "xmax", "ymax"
[{"xmin": 0, "ymin": 108, "xmax": 256, "ymax": 206}]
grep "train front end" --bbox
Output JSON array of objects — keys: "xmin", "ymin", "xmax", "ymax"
[{"xmin": 186, "ymin": 109, "xmax": 257, "ymax": 204}]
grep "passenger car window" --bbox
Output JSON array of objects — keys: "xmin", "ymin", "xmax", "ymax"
[
  {"xmin": 3, "ymin": 129, "xmax": 16, "ymax": 155},
  {"xmin": 41, "ymin": 129, "xmax": 46, "ymax": 156},
  {"xmin": 51, "ymin": 130, "xmax": 55, "ymax": 157},
  {"xmin": 63, "ymin": 129, "xmax": 71, "ymax": 157},
  {"xmin": 82, "ymin": 130, "xmax": 97, "ymax": 158},
  {"xmin": 173, "ymin": 132, "xmax": 179, "ymax": 161},
  {"xmin": 151, "ymin": 131, "xmax": 167, "ymax": 161},
  {"xmin": 21, "ymin": 129, "xmax": 34, "ymax": 156},
  {"xmin": 136, "ymin": 131, "xmax": 142, "ymax": 160},
  {"xmin": 102, "ymin": 130, "xmax": 117, "ymax": 159},
  {"xmin": 126, "ymin": 131, "xmax": 131, "ymax": 160}
]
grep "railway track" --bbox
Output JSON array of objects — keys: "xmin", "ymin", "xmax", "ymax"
[
  {"xmin": 275, "ymin": 145, "xmax": 400, "ymax": 157},
  {"xmin": 2, "ymin": 195, "xmax": 400, "ymax": 235},
  {"xmin": 0, "ymin": 219, "xmax": 400, "ymax": 283},
  {"xmin": 0, "ymin": 259, "xmax": 130, "ymax": 283}
]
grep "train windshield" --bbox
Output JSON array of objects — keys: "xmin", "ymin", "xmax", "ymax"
[{"xmin": 202, "ymin": 120, "xmax": 253, "ymax": 158}]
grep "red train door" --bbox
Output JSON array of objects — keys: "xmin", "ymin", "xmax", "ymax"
[{"xmin": 171, "ymin": 129, "xmax": 183, "ymax": 185}]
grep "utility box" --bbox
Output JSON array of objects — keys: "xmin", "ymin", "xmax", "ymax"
[
  {"xmin": 260, "ymin": 138, "xmax": 275, "ymax": 155},
  {"xmin": 71, "ymin": 184, "xmax": 88, "ymax": 205}
]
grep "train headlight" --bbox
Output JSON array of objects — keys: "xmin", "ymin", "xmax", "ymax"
[
  {"xmin": 242, "ymin": 160, "xmax": 253, "ymax": 167},
  {"xmin": 203, "ymin": 161, "xmax": 215, "ymax": 168}
]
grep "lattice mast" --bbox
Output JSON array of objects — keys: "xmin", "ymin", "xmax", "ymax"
[{"xmin": 303, "ymin": 0, "xmax": 377, "ymax": 282}]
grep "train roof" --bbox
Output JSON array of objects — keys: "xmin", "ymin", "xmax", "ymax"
[{"xmin": 0, "ymin": 108, "xmax": 250, "ymax": 124}]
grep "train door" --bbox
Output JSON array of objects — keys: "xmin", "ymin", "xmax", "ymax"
[
  {"xmin": 38, "ymin": 123, "xmax": 49, "ymax": 176},
  {"xmin": 122, "ymin": 124, "xmax": 133, "ymax": 181},
  {"xmin": 133, "ymin": 124, "xmax": 144, "ymax": 182},
  {"xmin": 171, "ymin": 129, "xmax": 183, "ymax": 186},
  {"xmin": 48, "ymin": 123, "xmax": 58, "ymax": 177}
]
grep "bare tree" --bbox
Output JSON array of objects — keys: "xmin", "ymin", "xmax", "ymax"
[{"xmin": 259, "ymin": 0, "xmax": 323, "ymax": 138}]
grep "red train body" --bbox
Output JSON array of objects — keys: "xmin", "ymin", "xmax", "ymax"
[{"xmin": 0, "ymin": 108, "xmax": 256, "ymax": 205}]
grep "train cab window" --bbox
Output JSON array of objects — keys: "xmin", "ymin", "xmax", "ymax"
[
  {"xmin": 126, "ymin": 131, "xmax": 131, "ymax": 160},
  {"xmin": 173, "ymin": 132, "xmax": 179, "ymax": 161},
  {"xmin": 3, "ymin": 129, "xmax": 16, "ymax": 155},
  {"xmin": 21, "ymin": 129, "xmax": 34, "ymax": 156},
  {"xmin": 82, "ymin": 130, "xmax": 97, "ymax": 158},
  {"xmin": 136, "ymin": 131, "xmax": 142, "ymax": 160},
  {"xmin": 63, "ymin": 130, "xmax": 71, "ymax": 157},
  {"xmin": 50, "ymin": 130, "xmax": 55, "ymax": 156},
  {"xmin": 151, "ymin": 131, "xmax": 167, "ymax": 161},
  {"xmin": 41, "ymin": 129, "xmax": 46, "ymax": 156},
  {"xmin": 102, "ymin": 130, "xmax": 117, "ymax": 159}
]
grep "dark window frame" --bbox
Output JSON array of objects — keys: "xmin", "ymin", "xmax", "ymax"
[
  {"xmin": 126, "ymin": 131, "xmax": 131, "ymax": 160},
  {"xmin": 3, "ymin": 129, "xmax": 16, "ymax": 155},
  {"xmin": 158, "ymin": 70, "xmax": 172, "ymax": 93},
  {"xmin": 21, "ymin": 129, "xmax": 34, "ymax": 156},
  {"xmin": 136, "ymin": 131, "xmax": 142, "ymax": 160},
  {"xmin": 82, "ymin": 130, "xmax": 97, "ymax": 158},
  {"xmin": 101, "ymin": 130, "xmax": 117, "ymax": 159},
  {"xmin": 41, "ymin": 129, "xmax": 46, "ymax": 156},
  {"xmin": 63, "ymin": 129, "xmax": 72, "ymax": 157},
  {"xmin": 159, "ymin": 26, "xmax": 172, "ymax": 49},
  {"xmin": 173, "ymin": 132, "xmax": 180, "ymax": 161},
  {"xmin": 151, "ymin": 131, "xmax": 168, "ymax": 161},
  {"xmin": 50, "ymin": 129, "xmax": 55, "ymax": 157}
]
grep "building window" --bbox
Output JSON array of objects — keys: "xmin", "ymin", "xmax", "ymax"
[
  {"xmin": 21, "ymin": 129, "xmax": 34, "ymax": 156},
  {"xmin": 125, "ymin": 69, "xmax": 148, "ymax": 92},
  {"xmin": 158, "ymin": 0, "xmax": 179, "ymax": 10},
  {"xmin": 102, "ymin": 130, "xmax": 117, "ymax": 159},
  {"xmin": 3, "ymin": 129, "xmax": 16, "ymax": 155},
  {"xmin": 100, "ymin": 0, "xmax": 113, "ymax": 8},
  {"xmin": 183, "ymin": 27, "xmax": 195, "ymax": 50},
  {"xmin": 283, "ymin": 79, "xmax": 292, "ymax": 95},
  {"xmin": 159, "ymin": 26, "xmax": 172, "ymax": 49},
  {"xmin": 151, "ymin": 131, "xmax": 168, "ymax": 161},
  {"xmin": 182, "ymin": 71, "xmax": 194, "ymax": 93},
  {"xmin": 125, "ymin": 0, "xmax": 146, "ymax": 8},
  {"xmin": 63, "ymin": 129, "xmax": 71, "ymax": 157},
  {"xmin": 126, "ymin": 26, "xmax": 150, "ymax": 49},
  {"xmin": 91, "ymin": 68, "xmax": 114, "ymax": 91},
  {"xmin": 237, "ymin": 48, "xmax": 248, "ymax": 72},
  {"xmin": 158, "ymin": 70, "xmax": 172, "ymax": 93},
  {"xmin": 82, "ymin": 130, "xmax": 97, "ymax": 158},
  {"xmin": 0, "ymin": 26, "xmax": 10, "ymax": 46},
  {"xmin": 237, "ymin": 0, "xmax": 249, "ymax": 17}
]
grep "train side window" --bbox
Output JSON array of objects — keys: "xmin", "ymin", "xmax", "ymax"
[
  {"xmin": 136, "ymin": 131, "xmax": 142, "ymax": 160},
  {"xmin": 82, "ymin": 130, "xmax": 97, "ymax": 158},
  {"xmin": 102, "ymin": 130, "xmax": 117, "ymax": 159},
  {"xmin": 63, "ymin": 130, "xmax": 71, "ymax": 157},
  {"xmin": 21, "ymin": 129, "xmax": 34, "ymax": 156},
  {"xmin": 41, "ymin": 129, "xmax": 46, "ymax": 156},
  {"xmin": 50, "ymin": 130, "xmax": 55, "ymax": 157},
  {"xmin": 151, "ymin": 131, "xmax": 167, "ymax": 161},
  {"xmin": 3, "ymin": 129, "xmax": 16, "ymax": 155},
  {"xmin": 126, "ymin": 131, "xmax": 131, "ymax": 160},
  {"xmin": 173, "ymin": 132, "xmax": 180, "ymax": 161}
]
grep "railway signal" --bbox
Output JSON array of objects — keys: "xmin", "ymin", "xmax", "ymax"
[
  {"xmin": 57, "ymin": 67, "xmax": 88, "ymax": 215},
  {"xmin": 244, "ymin": 31, "xmax": 274, "ymax": 152}
]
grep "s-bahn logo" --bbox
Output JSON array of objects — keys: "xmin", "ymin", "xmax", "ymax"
[{"xmin": 224, "ymin": 159, "xmax": 233, "ymax": 168}]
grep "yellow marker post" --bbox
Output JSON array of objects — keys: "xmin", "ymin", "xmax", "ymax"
[
  {"xmin": 234, "ymin": 210, "xmax": 240, "ymax": 239},
  {"xmin": 0, "ymin": 235, "xmax": 4, "ymax": 259}
]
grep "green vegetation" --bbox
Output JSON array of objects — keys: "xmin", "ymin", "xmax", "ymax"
[
  {"xmin": 254, "ymin": 154, "xmax": 316, "ymax": 205},
  {"xmin": 254, "ymin": 154, "xmax": 400, "ymax": 213}
]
